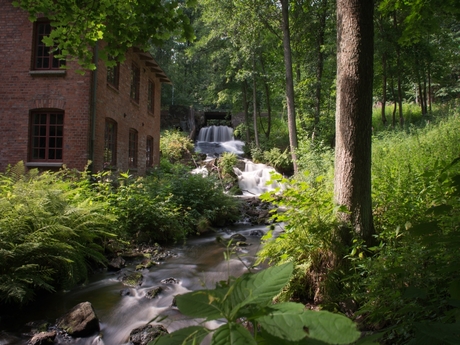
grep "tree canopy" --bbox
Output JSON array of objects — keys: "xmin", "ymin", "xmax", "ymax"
[{"xmin": 13, "ymin": 0, "xmax": 196, "ymax": 69}]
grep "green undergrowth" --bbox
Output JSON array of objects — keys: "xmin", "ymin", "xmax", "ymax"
[{"xmin": 256, "ymin": 111, "xmax": 460, "ymax": 343}]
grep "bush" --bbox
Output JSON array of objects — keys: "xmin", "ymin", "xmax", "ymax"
[
  {"xmin": 0, "ymin": 163, "xmax": 116, "ymax": 304},
  {"xmin": 94, "ymin": 168, "xmax": 241, "ymax": 243},
  {"xmin": 160, "ymin": 130, "xmax": 194, "ymax": 162}
]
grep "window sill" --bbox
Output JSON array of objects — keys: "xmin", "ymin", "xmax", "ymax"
[
  {"xmin": 107, "ymin": 83, "xmax": 119, "ymax": 92},
  {"xmin": 26, "ymin": 162, "xmax": 63, "ymax": 168},
  {"xmin": 29, "ymin": 70, "xmax": 66, "ymax": 76}
]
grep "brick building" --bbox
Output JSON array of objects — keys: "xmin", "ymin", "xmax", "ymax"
[{"xmin": 0, "ymin": 0, "xmax": 170, "ymax": 175}]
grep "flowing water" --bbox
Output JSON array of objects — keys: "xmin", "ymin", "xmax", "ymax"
[
  {"xmin": 0, "ymin": 125, "xmax": 282, "ymax": 345},
  {"xmin": 0, "ymin": 223, "xmax": 281, "ymax": 345},
  {"xmin": 194, "ymin": 125, "xmax": 281, "ymax": 196}
]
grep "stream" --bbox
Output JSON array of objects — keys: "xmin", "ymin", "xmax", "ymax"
[
  {"xmin": 0, "ymin": 223, "xmax": 281, "ymax": 345},
  {"xmin": 0, "ymin": 125, "xmax": 281, "ymax": 344}
]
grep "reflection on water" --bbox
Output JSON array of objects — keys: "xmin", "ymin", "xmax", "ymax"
[{"xmin": 0, "ymin": 224, "xmax": 281, "ymax": 345}]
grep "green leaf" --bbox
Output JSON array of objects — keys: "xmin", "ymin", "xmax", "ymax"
[
  {"xmin": 151, "ymin": 326, "xmax": 209, "ymax": 345},
  {"xmin": 354, "ymin": 332, "xmax": 384, "ymax": 345},
  {"xmin": 301, "ymin": 310, "xmax": 360, "ymax": 344},
  {"xmin": 175, "ymin": 287, "xmax": 229, "ymax": 320},
  {"xmin": 211, "ymin": 323, "xmax": 257, "ymax": 345},
  {"xmin": 230, "ymin": 262, "xmax": 293, "ymax": 316},
  {"xmin": 408, "ymin": 322, "xmax": 460, "ymax": 345},
  {"xmin": 256, "ymin": 302, "xmax": 309, "ymax": 341}
]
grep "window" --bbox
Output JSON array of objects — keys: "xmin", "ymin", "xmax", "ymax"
[
  {"xmin": 33, "ymin": 21, "xmax": 65, "ymax": 70},
  {"xmin": 104, "ymin": 118, "xmax": 117, "ymax": 168},
  {"xmin": 130, "ymin": 63, "xmax": 140, "ymax": 103},
  {"xmin": 147, "ymin": 80, "xmax": 155, "ymax": 113},
  {"xmin": 107, "ymin": 59, "xmax": 120, "ymax": 89},
  {"xmin": 146, "ymin": 136, "xmax": 154, "ymax": 168},
  {"xmin": 30, "ymin": 111, "xmax": 64, "ymax": 161},
  {"xmin": 129, "ymin": 129, "xmax": 138, "ymax": 168}
]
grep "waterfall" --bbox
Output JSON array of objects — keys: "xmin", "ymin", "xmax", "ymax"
[
  {"xmin": 196, "ymin": 125, "xmax": 234, "ymax": 142},
  {"xmin": 234, "ymin": 160, "xmax": 282, "ymax": 196},
  {"xmin": 195, "ymin": 125, "xmax": 244, "ymax": 156}
]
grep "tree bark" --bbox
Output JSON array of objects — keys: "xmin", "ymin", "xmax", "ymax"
[
  {"xmin": 242, "ymin": 81, "xmax": 251, "ymax": 142},
  {"xmin": 253, "ymin": 55, "xmax": 260, "ymax": 148},
  {"xmin": 280, "ymin": 0, "xmax": 298, "ymax": 173},
  {"xmin": 335, "ymin": 0, "xmax": 375, "ymax": 247}
]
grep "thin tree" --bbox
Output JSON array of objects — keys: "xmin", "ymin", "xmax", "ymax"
[
  {"xmin": 334, "ymin": 0, "xmax": 375, "ymax": 247},
  {"xmin": 280, "ymin": 0, "xmax": 298, "ymax": 173}
]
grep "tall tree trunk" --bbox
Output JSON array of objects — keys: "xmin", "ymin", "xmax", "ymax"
[
  {"xmin": 253, "ymin": 55, "xmax": 260, "ymax": 148},
  {"xmin": 393, "ymin": 12, "xmax": 404, "ymax": 127},
  {"xmin": 428, "ymin": 62, "xmax": 432, "ymax": 113},
  {"xmin": 242, "ymin": 81, "xmax": 251, "ymax": 142},
  {"xmin": 259, "ymin": 57, "xmax": 272, "ymax": 139},
  {"xmin": 335, "ymin": 0, "xmax": 375, "ymax": 246},
  {"xmin": 280, "ymin": 0, "xmax": 298, "ymax": 173},
  {"xmin": 313, "ymin": 0, "xmax": 328, "ymax": 136},
  {"xmin": 381, "ymin": 52, "xmax": 388, "ymax": 126}
]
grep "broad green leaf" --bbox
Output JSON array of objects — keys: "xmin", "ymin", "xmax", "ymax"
[
  {"xmin": 175, "ymin": 287, "xmax": 229, "ymax": 320},
  {"xmin": 256, "ymin": 302, "xmax": 309, "ymax": 341},
  {"xmin": 211, "ymin": 323, "xmax": 256, "ymax": 345},
  {"xmin": 408, "ymin": 322, "xmax": 460, "ymax": 345},
  {"xmin": 230, "ymin": 262, "xmax": 293, "ymax": 316},
  {"xmin": 257, "ymin": 328, "xmax": 328, "ymax": 345},
  {"xmin": 151, "ymin": 326, "xmax": 209, "ymax": 345},
  {"xmin": 354, "ymin": 332, "xmax": 384, "ymax": 345},
  {"xmin": 301, "ymin": 310, "xmax": 360, "ymax": 344}
]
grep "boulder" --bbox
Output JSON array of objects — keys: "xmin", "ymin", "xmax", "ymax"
[
  {"xmin": 56, "ymin": 302, "xmax": 100, "ymax": 337},
  {"xmin": 28, "ymin": 330, "xmax": 56, "ymax": 345},
  {"xmin": 146, "ymin": 286, "xmax": 163, "ymax": 299},
  {"xmin": 120, "ymin": 272, "xmax": 144, "ymax": 287},
  {"xmin": 129, "ymin": 324, "xmax": 168, "ymax": 345},
  {"xmin": 107, "ymin": 256, "xmax": 126, "ymax": 271}
]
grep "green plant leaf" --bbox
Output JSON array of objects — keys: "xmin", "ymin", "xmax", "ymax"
[
  {"xmin": 211, "ymin": 323, "xmax": 257, "ymax": 345},
  {"xmin": 230, "ymin": 262, "xmax": 294, "ymax": 316},
  {"xmin": 175, "ymin": 287, "xmax": 229, "ymax": 320},
  {"xmin": 151, "ymin": 326, "xmax": 210, "ymax": 345},
  {"xmin": 256, "ymin": 302, "xmax": 309, "ymax": 341},
  {"xmin": 408, "ymin": 322, "xmax": 460, "ymax": 345},
  {"xmin": 301, "ymin": 310, "xmax": 360, "ymax": 344}
]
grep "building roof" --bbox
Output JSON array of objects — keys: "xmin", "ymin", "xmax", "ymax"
[{"xmin": 132, "ymin": 47, "xmax": 172, "ymax": 84}]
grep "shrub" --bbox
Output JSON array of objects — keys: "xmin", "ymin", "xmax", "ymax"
[
  {"xmin": 218, "ymin": 152, "xmax": 238, "ymax": 177},
  {"xmin": 0, "ymin": 163, "xmax": 116, "ymax": 304},
  {"xmin": 160, "ymin": 130, "xmax": 194, "ymax": 162}
]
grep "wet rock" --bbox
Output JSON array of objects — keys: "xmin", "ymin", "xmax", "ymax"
[
  {"xmin": 28, "ymin": 330, "xmax": 56, "ymax": 345},
  {"xmin": 161, "ymin": 277, "xmax": 179, "ymax": 284},
  {"xmin": 120, "ymin": 288, "xmax": 131, "ymax": 296},
  {"xmin": 249, "ymin": 229, "xmax": 265, "ymax": 237},
  {"xmin": 146, "ymin": 286, "xmax": 163, "ymax": 299},
  {"xmin": 56, "ymin": 302, "xmax": 100, "ymax": 338},
  {"xmin": 129, "ymin": 324, "xmax": 168, "ymax": 345},
  {"xmin": 120, "ymin": 272, "xmax": 144, "ymax": 288},
  {"xmin": 230, "ymin": 233, "xmax": 247, "ymax": 242},
  {"xmin": 107, "ymin": 256, "xmax": 126, "ymax": 271}
]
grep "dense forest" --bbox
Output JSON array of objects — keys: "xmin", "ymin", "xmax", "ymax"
[{"xmin": 2, "ymin": 0, "xmax": 460, "ymax": 344}]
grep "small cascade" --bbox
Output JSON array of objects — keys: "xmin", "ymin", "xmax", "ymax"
[
  {"xmin": 234, "ymin": 160, "xmax": 281, "ymax": 196},
  {"xmin": 196, "ymin": 125, "xmax": 234, "ymax": 142},
  {"xmin": 195, "ymin": 125, "xmax": 244, "ymax": 156}
]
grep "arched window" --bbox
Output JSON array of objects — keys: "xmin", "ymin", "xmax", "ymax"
[
  {"xmin": 129, "ymin": 129, "xmax": 138, "ymax": 168},
  {"xmin": 146, "ymin": 136, "xmax": 154, "ymax": 168},
  {"xmin": 104, "ymin": 118, "xmax": 117, "ymax": 168}
]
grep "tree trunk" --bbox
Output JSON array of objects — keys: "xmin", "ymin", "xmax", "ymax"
[
  {"xmin": 381, "ymin": 52, "xmax": 388, "ymax": 126},
  {"xmin": 253, "ymin": 55, "xmax": 260, "ymax": 148},
  {"xmin": 280, "ymin": 0, "xmax": 298, "ymax": 173},
  {"xmin": 259, "ymin": 57, "xmax": 272, "ymax": 139},
  {"xmin": 242, "ymin": 81, "xmax": 251, "ymax": 142},
  {"xmin": 313, "ymin": 0, "xmax": 328, "ymax": 136},
  {"xmin": 393, "ymin": 12, "xmax": 404, "ymax": 127},
  {"xmin": 335, "ymin": 0, "xmax": 375, "ymax": 247}
]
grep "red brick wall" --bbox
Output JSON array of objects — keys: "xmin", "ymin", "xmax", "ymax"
[
  {"xmin": 0, "ymin": 0, "xmax": 163, "ymax": 175},
  {"xmin": 0, "ymin": 0, "xmax": 91, "ymax": 172},
  {"xmin": 92, "ymin": 47, "xmax": 162, "ymax": 175}
]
